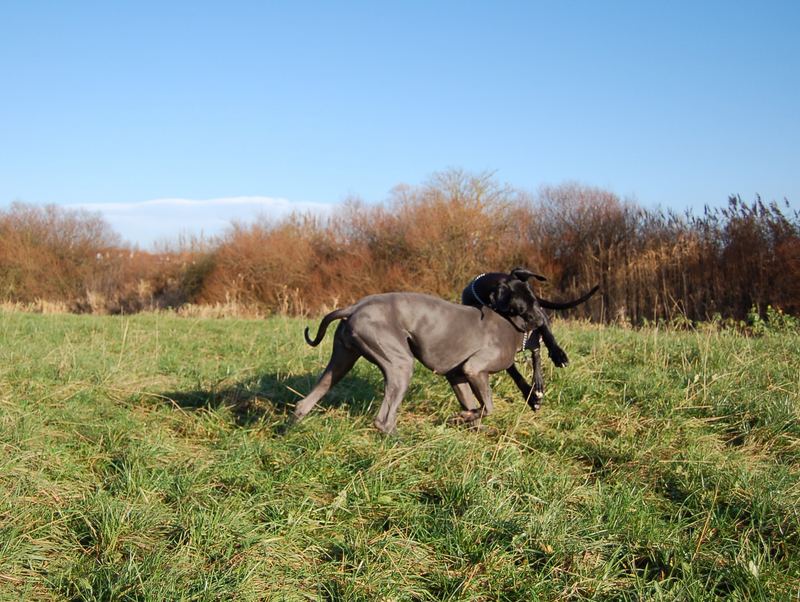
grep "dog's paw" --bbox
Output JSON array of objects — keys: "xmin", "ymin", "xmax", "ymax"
[
  {"xmin": 447, "ymin": 410, "xmax": 483, "ymax": 426},
  {"xmin": 549, "ymin": 347, "xmax": 569, "ymax": 367},
  {"xmin": 446, "ymin": 413, "xmax": 465, "ymax": 426},
  {"xmin": 528, "ymin": 385, "xmax": 544, "ymax": 408},
  {"xmin": 373, "ymin": 419, "xmax": 397, "ymax": 436}
]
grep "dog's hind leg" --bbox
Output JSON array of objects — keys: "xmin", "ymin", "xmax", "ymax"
[
  {"xmin": 372, "ymin": 356, "xmax": 414, "ymax": 435},
  {"xmin": 294, "ymin": 331, "xmax": 360, "ymax": 421}
]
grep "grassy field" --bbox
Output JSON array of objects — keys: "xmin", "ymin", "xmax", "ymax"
[{"xmin": 0, "ymin": 310, "xmax": 798, "ymax": 601}]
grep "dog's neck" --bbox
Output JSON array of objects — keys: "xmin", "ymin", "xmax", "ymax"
[
  {"xmin": 470, "ymin": 272, "xmax": 509, "ymax": 307},
  {"xmin": 469, "ymin": 273, "xmax": 489, "ymax": 306}
]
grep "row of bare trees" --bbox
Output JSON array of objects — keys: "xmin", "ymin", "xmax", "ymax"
[{"xmin": 2, "ymin": 171, "xmax": 797, "ymax": 323}]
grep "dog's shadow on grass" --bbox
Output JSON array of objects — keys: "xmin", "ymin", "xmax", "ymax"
[{"xmin": 157, "ymin": 371, "xmax": 385, "ymax": 428}]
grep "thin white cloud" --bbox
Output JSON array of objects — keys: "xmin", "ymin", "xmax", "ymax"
[{"xmin": 68, "ymin": 196, "xmax": 336, "ymax": 248}]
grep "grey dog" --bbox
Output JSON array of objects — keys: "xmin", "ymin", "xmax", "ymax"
[{"xmin": 294, "ymin": 291, "xmax": 544, "ymax": 433}]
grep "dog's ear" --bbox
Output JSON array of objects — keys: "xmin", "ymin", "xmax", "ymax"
[
  {"xmin": 489, "ymin": 282, "xmax": 512, "ymax": 312},
  {"xmin": 511, "ymin": 267, "xmax": 547, "ymax": 282}
]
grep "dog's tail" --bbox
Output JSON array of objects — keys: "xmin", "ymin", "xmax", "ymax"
[
  {"xmin": 304, "ymin": 306, "xmax": 355, "ymax": 346},
  {"xmin": 537, "ymin": 284, "xmax": 600, "ymax": 311}
]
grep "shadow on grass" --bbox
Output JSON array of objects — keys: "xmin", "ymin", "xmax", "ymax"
[{"xmin": 157, "ymin": 371, "xmax": 382, "ymax": 427}]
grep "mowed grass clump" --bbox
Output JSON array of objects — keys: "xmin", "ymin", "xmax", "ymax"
[{"xmin": 0, "ymin": 310, "xmax": 798, "ymax": 600}]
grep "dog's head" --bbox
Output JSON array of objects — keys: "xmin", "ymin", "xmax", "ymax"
[{"xmin": 487, "ymin": 267, "xmax": 548, "ymax": 331}]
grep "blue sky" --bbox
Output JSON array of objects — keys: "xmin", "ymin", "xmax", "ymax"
[{"xmin": 1, "ymin": 1, "xmax": 798, "ymax": 247}]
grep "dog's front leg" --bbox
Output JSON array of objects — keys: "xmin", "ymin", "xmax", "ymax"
[
  {"xmin": 462, "ymin": 362, "xmax": 494, "ymax": 419},
  {"xmin": 530, "ymin": 344, "xmax": 544, "ymax": 411},
  {"xmin": 446, "ymin": 371, "xmax": 484, "ymax": 426},
  {"xmin": 540, "ymin": 323, "xmax": 569, "ymax": 367},
  {"xmin": 505, "ymin": 364, "xmax": 532, "ymax": 402},
  {"xmin": 507, "ymin": 333, "xmax": 545, "ymax": 410}
]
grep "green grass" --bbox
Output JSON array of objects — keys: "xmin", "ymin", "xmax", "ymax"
[{"xmin": 1, "ymin": 311, "xmax": 798, "ymax": 601}]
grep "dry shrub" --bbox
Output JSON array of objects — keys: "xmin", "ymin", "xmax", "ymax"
[
  {"xmin": 327, "ymin": 170, "xmax": 544, "ymax": 300},
  {"xmin": 0, "ymin": 202, "xmax": 213, "ymax": 314},
  {"xmin": 527, "ymin": 183, "xmax": 640, "ymax": 321},
  {"xmin": 197, "ymin": 217, "xmax": 318, "ymax": 313},
  {"xmin": 527, "ymin": 188, "xmax": 800, "ymax": 323},
  {"xmin": 82, "ymin": 247, "xmax": 213, "ymax": 314},
  {"xmin": 195, "ymin": 170, "xmax": 542, "ymax": 314},
  {"xmin": 0, "ymin": 202, "xmax": 119, "ymax": 304},
  {"xmin": 374, "ymin": 170, "xmax": 530, "ymax": 296},
  {"xmin": 2, "ymin": 172, "xmax": 798, "ymax": 323},
  {"xmin": 774, "ymin": 237, "xmax": 800, "ymax": 315}
]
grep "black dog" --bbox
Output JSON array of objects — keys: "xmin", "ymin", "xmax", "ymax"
[{"xmin": 462, "ymin": 268, "xmax": 598, "ymax": 409}]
